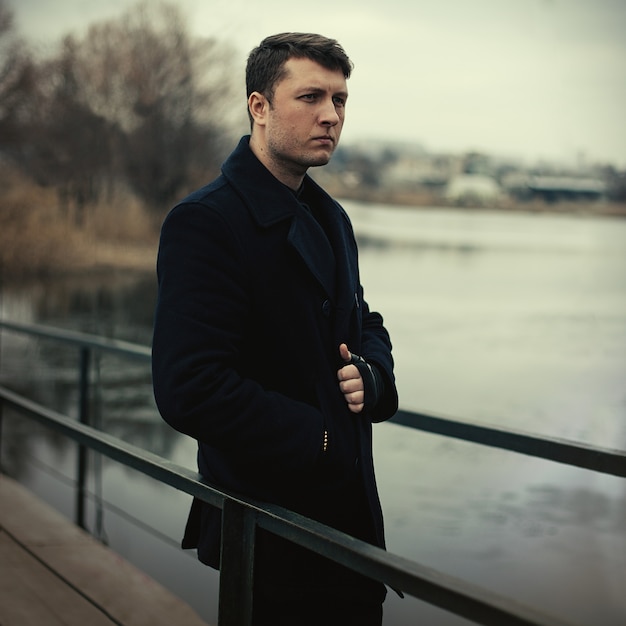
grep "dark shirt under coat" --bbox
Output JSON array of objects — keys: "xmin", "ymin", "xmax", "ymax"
[{"xmin": 151, "ymin": 136, "xmax": 398, "ymax": 594}]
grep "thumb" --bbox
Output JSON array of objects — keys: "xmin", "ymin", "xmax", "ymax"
[{"xmin": 339, "ymin": 343, "xmax": 351, "ymax": 363}]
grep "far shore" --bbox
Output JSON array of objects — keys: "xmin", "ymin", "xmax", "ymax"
[
  {"xmin": 75, "ymin": 197, "xmax": 626, "ymax": 273},
  {"xmin": 3, "ymin": 196, "xmax": 625, "ymax": 281},
  {"xmin": 330, "ymin": 187, "xmax": 626, "ymax": 218}
]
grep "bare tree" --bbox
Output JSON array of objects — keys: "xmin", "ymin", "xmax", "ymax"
[
  {"xmin": 5, "ymin": 0, "xmax": 243, "ymax": 217},
  {"xmin": 0, "ymin": 0, "xmax": 36, "ymax": 154},
  {"xmin": 64, "ymin": 1, "xmax": 242, "ymax": 211},
  {"xmin": 14, "ymin": 36, "xmax": 119, "ymax": 225}
]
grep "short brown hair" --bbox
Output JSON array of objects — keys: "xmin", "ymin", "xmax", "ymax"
[{"xmin": 246, "ymin": 33, "xmax": 353, "ymax": 122}]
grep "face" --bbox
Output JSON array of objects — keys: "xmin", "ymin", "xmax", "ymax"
[{"xmin": 248, "ymin": 57, "xmax": 348, "ymax": 188}]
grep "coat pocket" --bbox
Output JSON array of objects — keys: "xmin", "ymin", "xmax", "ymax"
[{"xmin": 314, "ymin": 378, "xmax": 359, "ymax": 491}]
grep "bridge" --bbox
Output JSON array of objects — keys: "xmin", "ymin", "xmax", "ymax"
[{"xmin": 0, "ymin": 320, "xmax": 623, "ymax": 625}]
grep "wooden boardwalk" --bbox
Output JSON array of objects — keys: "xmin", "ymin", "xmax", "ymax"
[{"xmin": 0, "ymin": 474, "xmax": 209, "ymax": 626}]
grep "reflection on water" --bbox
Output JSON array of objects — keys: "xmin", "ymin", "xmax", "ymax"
[{"xmin": 1, "ymin": 206, "xmax": 625, "ymax": 625}]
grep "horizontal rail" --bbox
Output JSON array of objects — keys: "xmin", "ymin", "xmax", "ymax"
[
  {"xmin": 391, "ymin": 410, "xmax": 626, "ymax": 478},
  {"xmin": 0, "ymin": 319, "xmax": 151, "ymax": 361},
  {"xmin": 0, "ymin": 384, "xmax": 576, "ymax": 626},
  {"xmin": 1, "ymin": 319, "xmax": 623, "ymax": 477}
]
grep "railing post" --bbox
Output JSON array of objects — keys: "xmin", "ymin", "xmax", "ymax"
[
  {"xmin": 76, "ymin": 346, "xmax": 90, "ymax": 529},
  {"xmin": 0, "ymin": 397, "xmax": 4, "ymax": 472},
  {"xmin": 218, "ymin": 499, "xmax": 256, "ymax": 626},
  {"xmin": 0, "ymin": 321, "xmax": 4, "ymax": 472}
]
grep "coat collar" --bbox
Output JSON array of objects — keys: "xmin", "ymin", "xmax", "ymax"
[
  {"xmin": 221, "ymin": 136, "xmax": 358, "ymax": 312},
  {"xmin": 221, "ymin": 136, "xmax": 297, "ymax": 227}
]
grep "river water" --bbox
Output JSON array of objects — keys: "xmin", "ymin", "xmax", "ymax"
[{"xmin": 1, "ymin": 202, "xmax": 625, "ymax": 625}]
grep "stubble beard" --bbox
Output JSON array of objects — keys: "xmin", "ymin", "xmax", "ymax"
[{"xmin": 267, "ymin": 137, "xmax": 335, "ymax": 179}]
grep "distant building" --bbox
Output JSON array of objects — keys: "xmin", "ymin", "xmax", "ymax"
[
  {"xmin": 381, "ymin": 154, "xmax": 463, "ymax": 192},
  {"xmin": 444, "ymin": 174, "xmax": 503, "ymax": 206},
  {"xmin": 527, "ymin": 175, "xmax": 607, "ymax": 202},
  {"xmin": 503, "ymin": 174, "xmax": 607, "ymax": 203}
]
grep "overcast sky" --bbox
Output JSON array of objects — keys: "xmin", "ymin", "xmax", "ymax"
[{"xmin": 10, "ymin": 0, "xmax": 626, "ymax": 168}]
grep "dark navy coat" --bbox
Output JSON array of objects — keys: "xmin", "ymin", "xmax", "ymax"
[{"xmin": 152, "ymin": 136, "xmax": 398, "ymax": 581}]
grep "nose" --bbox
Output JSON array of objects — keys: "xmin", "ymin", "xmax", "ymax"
[{"xmin": 319, "ymin": 97, "xmax": 340, "ymax": 127}]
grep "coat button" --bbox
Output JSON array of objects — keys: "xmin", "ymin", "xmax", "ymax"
[{"xmin": 321, "ymin": 300, "xmax": 331, "ymax": 317}]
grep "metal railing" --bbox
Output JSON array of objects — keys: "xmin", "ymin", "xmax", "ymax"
[{"xmin": 1, "ymin": 319, "xmax": 624, "ymax": 626}]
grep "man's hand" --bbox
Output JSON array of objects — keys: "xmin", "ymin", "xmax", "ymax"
[{"xmin": 337, "ymin": 343, "xmax": 365, "ymax": 413}]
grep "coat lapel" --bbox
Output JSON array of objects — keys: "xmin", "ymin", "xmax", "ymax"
[
  {"xmin": 298, "ymin": 175, "xmax": 360, "ymax": 331},
  {"xmin": 288, "ymin": 210, "xmax": 336, "ymax": 299},
  {"xmin": 221, "ymin": 136, "xmax": 356, "ymax": 308},
  {"xmin": 317, "ymin": 198, "xmax": 359, "ymax": 330}
]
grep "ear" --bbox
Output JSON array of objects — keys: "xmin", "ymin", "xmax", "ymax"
[{"xmin": 248, "ymin": 91, "xmax": 268, "ymax": 127}]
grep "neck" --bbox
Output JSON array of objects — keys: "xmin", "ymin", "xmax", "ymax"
[{"xmin": 249, "ymin": 133, "xmax": 306, "ymax": 191}]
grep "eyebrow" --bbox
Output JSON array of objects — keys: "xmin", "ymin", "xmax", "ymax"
[{"xmin": 301, "ymin": 86, "xmax": 349, "ymax": 99}]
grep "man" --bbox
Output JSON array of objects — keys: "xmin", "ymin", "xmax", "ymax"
[{"xmin": 152, "ymin": 32, "xmax": 398, "ymax": 625}]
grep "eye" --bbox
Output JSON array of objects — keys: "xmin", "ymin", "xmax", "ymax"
[
  {"xmin": 299, "ymin": 93, "xmax": 317, "ymax": 102},
  {"xmin": 333, "ymin": 96, "xmax": 346, "ymax": 107}
]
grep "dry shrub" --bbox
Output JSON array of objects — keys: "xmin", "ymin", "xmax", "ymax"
[
  {"xmin": 83, "ymin": 191, "xmax": 158, "ymax": 244},
  {"xmin": 73, "ymin": 191, "xmax": 160, "ymax": 273},
  {"xmin": 0, "ymin": 167, "xmax": 83, "ymax": 278},
  {"xmin": 0, "ymin": 165, "xmax": 159, "ymax": 279}
]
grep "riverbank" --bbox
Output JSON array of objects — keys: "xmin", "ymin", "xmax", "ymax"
[
  {"xmin": 0, "ymin": 169, "xmax": 159, "ymax": 280},
  {"xmin": 326, "ymin": 184, "xmax": 626, "ymax": 218},
  {"xmin": 2, "ymin": 171, "xmax": 625, "ymax": 280}
]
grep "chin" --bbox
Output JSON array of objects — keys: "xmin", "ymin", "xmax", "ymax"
[
  {"xmin": 305, "ymin": 153, "xmax": 333, "ymax": 168},
  {"xmin": 309, "ymin": 159, "xmax": 331, "ymax": 168}
]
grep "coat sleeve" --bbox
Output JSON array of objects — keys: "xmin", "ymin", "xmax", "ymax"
[
  {"xmin": 335, "ymin": 200, "xmax": 398, "ymax": 424},
  {"xmin": 151, "ymin": 202, "xmax": 324, "ymax": 474},
  {"xmin": 359, "ymin": 297, "xmax": 399, "ymax": 424}
]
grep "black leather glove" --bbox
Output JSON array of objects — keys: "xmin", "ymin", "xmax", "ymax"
[{"xmin": 349, "ymin": 352, "xmax": 384, "ymax": 410}]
